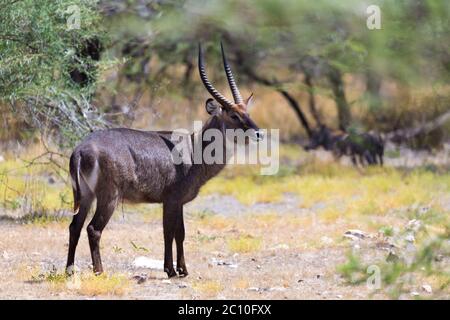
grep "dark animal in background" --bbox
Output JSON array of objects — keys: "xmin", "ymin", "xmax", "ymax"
[
  {"xmin": 305, "ymin": 125, "xmax": 384, "ymax": 166},
  {"xmin": 66, "ymin": 43, "xmax": 263, "ymax": 278}
]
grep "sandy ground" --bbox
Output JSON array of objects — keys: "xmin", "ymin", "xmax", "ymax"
[{"xmin": 0, "ymin": 192, "xmax": 414, "ymax": 300}]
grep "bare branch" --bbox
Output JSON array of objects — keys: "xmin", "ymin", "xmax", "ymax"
[{"xmin": 386, "ymin": 109, "xmax": 450, "ymax": 142}]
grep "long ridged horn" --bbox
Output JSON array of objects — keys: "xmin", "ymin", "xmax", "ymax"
[
  {"xmin": 198, "ymin": 43, "xmax": 233, "ymax": 108},
  {"xmin": 221, "ymin": 42, "xmax": 243, "ymax": 104}
]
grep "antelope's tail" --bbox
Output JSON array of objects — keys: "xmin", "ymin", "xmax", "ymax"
[{"xmin": 69, "ymin": 152, "xmax": 82, "ymax": 214}]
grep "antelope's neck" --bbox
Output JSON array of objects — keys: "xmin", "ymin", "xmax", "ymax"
[{"xmin": 189, "ymin": 116, "xmax": 229, "ymax": 181}]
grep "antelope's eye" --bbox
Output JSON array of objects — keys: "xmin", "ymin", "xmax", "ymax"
[{"xmin": 231, "ymin": 114, "xmax": 240, "ymax": 121}]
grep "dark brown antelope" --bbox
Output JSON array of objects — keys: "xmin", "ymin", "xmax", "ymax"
[
  {"xmin": 305, "ymin": 125, "xmax": 384, "ymax": 166},
  {"xmin": 66, "ymin": 43, "xmax": 263, "ymax": 278}
]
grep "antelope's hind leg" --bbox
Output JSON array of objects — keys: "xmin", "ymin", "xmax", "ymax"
[
  {"xmin": 87, "ymin": 190, "xmax": 118, "ymax": 275},
  {"xmin": 66, "ymin": 193, "xmax": 94, "ymax": 274}
]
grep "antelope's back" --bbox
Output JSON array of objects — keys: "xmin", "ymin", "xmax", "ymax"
[{"xmin": 73, "ymin": 128, "xmax": 185, "ymax": 202}]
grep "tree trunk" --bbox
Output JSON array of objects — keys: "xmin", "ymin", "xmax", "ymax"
[
  {"xmin": 304, "ymin": 72, "xmax": 322, "ymax": 126},
  {"xmin": 386, "ymin": 110, "xmax": 450, "ymax": 143},
  {"xmin": 327, "ymin": 66, "xmax": 351, "ymax": 131},
  {"xmin": 238, "ymin": 64, "xmax": 312, "ymax": 137},
  {"xmin": 365, "ymin": 70, "xmax": 382, "ymax": 112},
  {"xmin": 278, "ymin": 89, "xmax": 312, "ymax": 137}
]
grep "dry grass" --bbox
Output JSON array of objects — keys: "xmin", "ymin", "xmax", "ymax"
[
  {"xmin": 228, "ymin": 235, "xmax": 262, "ymax": 253},
  {"xmin": 22, "ymin": 267, "xmax": 131, "ymax": 297},
  {"xmin": 202, "ymin": 159, "xmax": 450, "ymax": 227},
  {"xmin": 192, "ymin": 280, "xmax": 224, "ymax": 298},
  {"xmin": 0, "ymin": 145, "xmax": 449, "ymax": 299},
  {"xmin": 75, "ymin": 274, "xmax": 131, "ymax": 296},
  {"xmin": 0, "ymin": 146, "xmax": 72, "ymax": 220}
]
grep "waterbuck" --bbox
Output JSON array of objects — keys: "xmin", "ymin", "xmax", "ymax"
[
  {"xmin": 66, "ymin": 43, "xmax": 263, "ymax": 278},
  {"xmin": 305, "ymin": 125, "xmax": 384, "ymax": 166}
]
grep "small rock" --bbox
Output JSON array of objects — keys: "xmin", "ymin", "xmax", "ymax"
[
  {"xmin": 212, "ymin": 251, "xmax": 224, "ymax": 257},
  {"xmin": 2, "ymin": 251, "xmax": 10, "ymax": 260},
  {"xmin": 320, "ymin": 236, "xmax": 334, "ymax": 245},
  {"xmin": 344, "ymin": 229, "xmax": 366, "ymax": 239},
  {"xmin": 48, "ymin": 177, "xmax": 56, "ymax": 184},
  {"xmin": 132, "ymin": 274, "xmax": 147, "ymax": 284},
  {"xmin": 409, "ymin": 203, "xmax": 419, "ymax": 212},
  {"xmin": 406, "ymin": 219, "xmax": 421, "ymax": 232},
  {"xmin": 297, "ymin": 279, "xmax": 304, "ymax": 283},
  {"xmin": 404, "ymin": 234, "xmax": 415, "ymax": 243},
  {"xmin": 161, "ymin": 279, "xmax": 172, "ymax": 284},
  {"xmin": 211, "ymin": 258, "xmax": 238, "ymax": 268},
  {"xmin": 271, "ymin": 243, "xmax": 289, "ymax": 250},
  {"xmin": 256, "ymin": 265, "xmax": 261, "ymax": 270},
  {"xmin": 336, "ymin": 294, "xmax": 343, "ymax": 299},
  {"xmin": 316, "ymin": 274, "xmax": 321, "ymax": 279},
  {"xmin": 344, "ymin": 234, "xmax": 361, "ymax": 241},
  {"xmin": 178, "ymin": 282, "xmax": 188, "ymax": 289},
  {"xmin": 376, "ymin": 241, "xmax": 395, "ymax": 251},
  {"xmin": 422, "ymin": 284, "xmax": 432, "ymax": 293},
  {"xmin": 435, "ymin": 254, "xmax": 444, "ymax": 262},
  {"xmin": 386, "ymin": 251, "xmax": 400, "ymax": 263},
  {"xmin": 132, "ymin": 256, "xmax": 165, "ymax": 270},
  {"xmin": 248, "ymin": 287, "xmax": 259, "ymax": 292},
  {"xmin": 410, "ymin": 291, "xmax": 420, "ymax": 297},
  {"xmin": 269, "ymin": 286, "xmax": 286, "ymax": 292}
]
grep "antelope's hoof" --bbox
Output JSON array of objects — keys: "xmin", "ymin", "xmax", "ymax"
[
  {"xmin": 65, "ymin": 265, "xmax": 75, "ymax": 276},
  {"xmin": 165, "ymin": 268, "xmax": 177, "ymax": 278},
  {"xmin": 177, "ymin": 267, "xmax": 189, "ymax": 277}
]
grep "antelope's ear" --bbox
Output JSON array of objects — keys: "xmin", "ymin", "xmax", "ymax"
[
  {"xmin": 245, "ymin": 93, "xmax": 255, "ymax": 111},
  {"xmin": 205, "ymin": 98, "xmax": 222, "ymax": 116}
]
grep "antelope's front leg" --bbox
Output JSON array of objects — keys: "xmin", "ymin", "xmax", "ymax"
[
  {"xmin": 163, "ymin": 202, "xmax": 177, "ymax": 278},
  {"xmin": 175, "ymin": 205, "xmax": 188, "ymax": 277}
]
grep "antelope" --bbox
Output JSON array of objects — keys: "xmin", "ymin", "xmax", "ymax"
[
  {"xmin": 305, "ymin": 125, "xmax": 384, "ymax": 166},
  {"xmin": 66, "ymin": 43, "xmax": 263, "ymax": 278}
]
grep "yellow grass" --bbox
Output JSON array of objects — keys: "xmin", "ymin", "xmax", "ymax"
[
  {"xmin": 76, "ymin": 274, "xmax": 130, "ymax": 297},
  {"xmin": 228, "ymin": 235, "xmax": 262, "ymax": 253},
  {"xmin": 2, "ymin": 145, "xmax": 449, "ymax": 234},
  {"xmin": 192, "ymin": 280, "xmax": 223, "ymax": 297},
  {"xmin": 234, "ymin": 278, "xmax": 250, "ymax": 290},
  {"xmin": 23, "ymin": 267, "xmax": 131, "ymax": 297}
]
